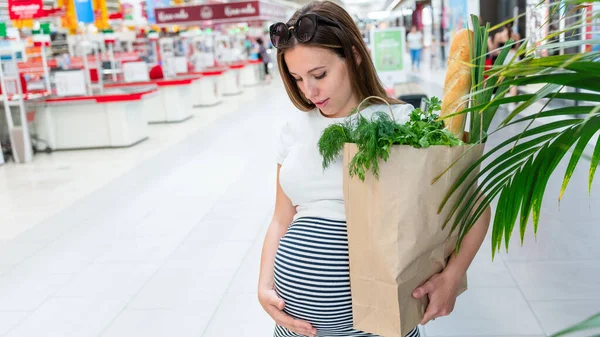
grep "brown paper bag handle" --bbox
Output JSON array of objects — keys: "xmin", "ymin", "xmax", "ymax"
[{"xmin": 355, "ymin": 95, "xmax": 396, "ymax": 122}]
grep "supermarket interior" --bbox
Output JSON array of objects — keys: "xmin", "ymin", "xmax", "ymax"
[{"xmin": 0, "ymin": 0, "xmax": 599, "ymax": 336}]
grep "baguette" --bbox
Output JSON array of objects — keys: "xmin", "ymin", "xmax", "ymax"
[{"xmin": 440, "ymin": 28, "xmax": 473, "ymax": 141}]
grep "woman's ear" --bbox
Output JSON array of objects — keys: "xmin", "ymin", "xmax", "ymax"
[{"xmin": 352, "ymin": 46, "xmax": 362, "ymax": 65}]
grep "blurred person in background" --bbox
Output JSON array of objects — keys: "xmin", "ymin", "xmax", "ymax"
[
  {"xmin": 430, "ymin": 36, "xmax": 441, "ymax": 70},
  {"xmin": 407, "ymin": 25, "xmax": 424, "ymax": 71},
  {"xmin": 244, "ymin": 35, "xmax": 253, "ymax": 57},
  {"xmin": 488, "ymin": 25, "xmax": 510, "ymax": 63},
  {"xmin": 257, "ymin": 37, "xmax": 271, "ymax": 84}
]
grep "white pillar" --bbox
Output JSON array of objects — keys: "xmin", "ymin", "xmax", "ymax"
[{"xmin": 467, "ymin": 0, "xmax": 480, "ymax": 18}]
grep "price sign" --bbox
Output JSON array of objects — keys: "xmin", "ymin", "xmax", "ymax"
[
  {"xmin": 123, "ymin": 62, "xmax": 149, "ymax": 82},
  {"xmin": 55, "ymin": 70, "xmax": 87, "ymax": 96}
]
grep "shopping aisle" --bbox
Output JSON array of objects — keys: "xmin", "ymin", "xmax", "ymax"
[
  {"xmin": 0, "ymin": 82, "xmax": 288, "ymax": 336},
  {"xmin": 0, "ymin": 72, "xmax": 599, "ymax": 337},
  {"xmin": 0, "ymin": 85, "xmax": 282, "ymax": 241}
]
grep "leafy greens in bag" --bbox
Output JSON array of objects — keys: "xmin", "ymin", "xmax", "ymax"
[{"xmin": 318, "ymin": 96, "xmax": 463, "ymax": 181}]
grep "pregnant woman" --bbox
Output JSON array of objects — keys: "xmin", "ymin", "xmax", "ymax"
[{"xmin": 258, "ymin": 1, "xmax": 490, "ymax": 336}]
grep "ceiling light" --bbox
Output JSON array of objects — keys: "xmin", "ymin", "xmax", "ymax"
[
  {"xmin": 386, "ymin": 0, "xmax": 401, "ymax": 11},
  {"xmin": 367, "ymin": 11, "xmax": 391, "ymax": 20}
]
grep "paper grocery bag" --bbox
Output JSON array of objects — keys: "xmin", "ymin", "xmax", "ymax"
[{"xmin": 343, "ymin": 142, "xmax": 484, "ymax": 337}]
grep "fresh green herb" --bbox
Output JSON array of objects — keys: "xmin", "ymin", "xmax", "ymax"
[
  {"xmin": 318, "ymin": 96, "xmax": 463, "ymax": 181},
  {"xmin": 318, "ymin": 119, "xmax": 355, "ymax": 170}
]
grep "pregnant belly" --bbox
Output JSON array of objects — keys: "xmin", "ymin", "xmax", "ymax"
[{"xmin": 273, "ymin": 217, "xmax": 354, "ymax": 331}]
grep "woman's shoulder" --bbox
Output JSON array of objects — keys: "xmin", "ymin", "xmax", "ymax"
[
  {"xmin": 278, "ymin": 108, "xmax": 316, "ymax": 133},
  {"xmin": 285, "ymin": 108, "xmax": 317, "ymax": 123},
  {"xmin": 391, "ymin": 102, "xmax": 415, "ymax": 114}
]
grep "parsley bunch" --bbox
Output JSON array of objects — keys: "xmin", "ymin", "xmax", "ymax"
[{"xmin": 318, "ymin": 97, "xmax": 464, "ymax": 181}]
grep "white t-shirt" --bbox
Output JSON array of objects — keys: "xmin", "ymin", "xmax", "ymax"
[
  {"xmin": 407, "ymin": 32, "xmax": 423, "ymax": 50},
  {"xmin": 276, "ymin": 103, "xmax": 414, "ymax": 221}
]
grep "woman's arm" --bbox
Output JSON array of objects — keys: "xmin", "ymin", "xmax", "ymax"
[
  {"xmin": 444, "ymin": 205, "xmax": 491, "ymax": 279},
  {"xmin": 258, "ymin": 164, "xmax": 296, "ymax": 292},
  {"xmin": 413, "ymin": 195, "xmax": 492, "ymax": 325},
  {"xmin": 257, "ymin": 165, "xmax": 317, "ymax": 337}
]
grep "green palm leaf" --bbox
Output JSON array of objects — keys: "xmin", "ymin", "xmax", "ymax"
[
  {"xmin": 499, "ymin": 83, "xmax": 562, "ymax": 127},
  {"xmin": 507, "ymin": 106, "xmax": 599, "ymax": 126},
  {"xmin": 550, "ymin": 312, "xmax": 600, "ymax": 337},
  {"xmin": 443, "ymin": 96, "xmax": 597, "ymax": 255},
  {"xmin": 518, "ymin": 156, "xmax": 536, "ymax": 245},
  {"xmin": 484, "ymin": 126, "xmax": 579, "ymax": 254},
  {"xmin": 449, "ymin": 145, "xmax": 545, "ymax": 237},
  {"xmin": 436, "ymin": 1, "xmax": 600, "ymax": 334},
  {"xmin": 457, "ymin": 174, "xmax": 512, "ymax": 255},
  {"xmin": 560, "ymin": 117, "xmax": 600, "ymax": 201},
  {"xmin": 435, "ymin": 0, "xmax": 600, "ymax": 260},
  {"xmin": 590, "ymin": 134, "xmax": 600, "ymax": 194},
  {"xmin": 470, "ymin": 40, "xmax": 514, "ymax": 143},
  {"xmin": 503, "ymin": 166, "xmax": 525, "ymax": 251},
  {"xmin": 492, "ymin": 182, "xmax": 509, "ymax": 254},
  {"xmin": 437, "ymin": 119, "xmax": 581, "ymax": 217},
  {"xmin": 530, "ymin": 125, "xmax": 581, "ymax": 233},
  {"xmin": 510, "ymin": 56, "xmax": 600, "ymax": 72},
  {"xmin": 503, "ymin": 73, "xmax": 600, "ymax": 91},
  {"xmin": 443, "ymin": 93, "xmax": 600, "ymax": 117},
  {"xmin": 452, "ymin": 157, "xmax": 528, "ymax": 239}
]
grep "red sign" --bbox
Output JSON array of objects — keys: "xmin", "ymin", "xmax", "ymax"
[
  {"xmin": 155, "ymin": 0, "xmax": 287, "ymax": 25},
  {"xmin": 585, "ymin": 4, "xmax": 593, "ymax": 40},
  {"xmin": 109, "ymin": 12, "xmax": 124, "ymax": 20},
  {"xmin": 43, "ymin": 7, "xmax": 66, "ymax": 18},
  {"xmin": 8, "ymin": 0, "xmax": 45, "ymax": 20}
]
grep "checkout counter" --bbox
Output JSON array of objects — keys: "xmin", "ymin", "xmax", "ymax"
[
  {"xmin": 241, "ymin": 60, "xmax": 263, "ymax": 87},
  {"xmin": 187, "ymin": 68, "xmax": 227, "ymax": 107},
  {"xmin": 105, "ymin": 76, "xmax": 203, "ymax": 123},
  {"xmin": 35, "ymin": 86, "xmax": 157, "ymax": 150},
  {"xmin": 2, "ymin": 56, "xmax": 264, "ymax": 159}
]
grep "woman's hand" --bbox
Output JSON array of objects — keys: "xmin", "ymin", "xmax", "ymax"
[
  {"xmin": 412, "ymin": 203, "xmax": 491, "ymax": 326},
  {"xmin": 258, "ymin": 287, "xmax": 318, "ymax": 337},
  {"xmin": 412, "ymin": 270, "xmax": 462, "ymax": 325}
]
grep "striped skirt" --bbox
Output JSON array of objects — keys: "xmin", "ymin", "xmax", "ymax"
[{"xmin": 273, "ymin": 217, "xmax": 420, "ymax": 337}]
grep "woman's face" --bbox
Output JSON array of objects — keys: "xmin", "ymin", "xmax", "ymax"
[{"xmin": 284, "ymin": 45, "xmax": 358, "ymax": 118}]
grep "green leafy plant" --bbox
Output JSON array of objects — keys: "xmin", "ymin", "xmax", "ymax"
[
  {"xmin": 434, "ymin": 2, "xmax": 600, "ymax": 335},
  {"xmin": 438, "ymin": 3, "xmax": 600, "ymax": 260},
  {"xmin": 318, "ymin": 120, "xmax": 355, "ymax": 170},
  {"xmin": 550, "ymin": 312, "xmax": 600, "ymax": 337},
  {"xmin": 318, "ymin": 97, "xmax": 464, "ymax": 181}
]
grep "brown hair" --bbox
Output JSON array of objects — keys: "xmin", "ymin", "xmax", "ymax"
[{"xmin": 276, "ymin": 0, "xmax": 401, "ymax": 112}]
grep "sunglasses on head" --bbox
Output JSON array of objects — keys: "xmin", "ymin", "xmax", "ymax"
[{"xmin": 269, "ymin": 14, "xmax": 340, "ymax": 49}]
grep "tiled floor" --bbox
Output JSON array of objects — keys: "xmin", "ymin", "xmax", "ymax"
[{"xmin": 0, "ymin": 56, "xmax": 599, "ymax": 337}]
